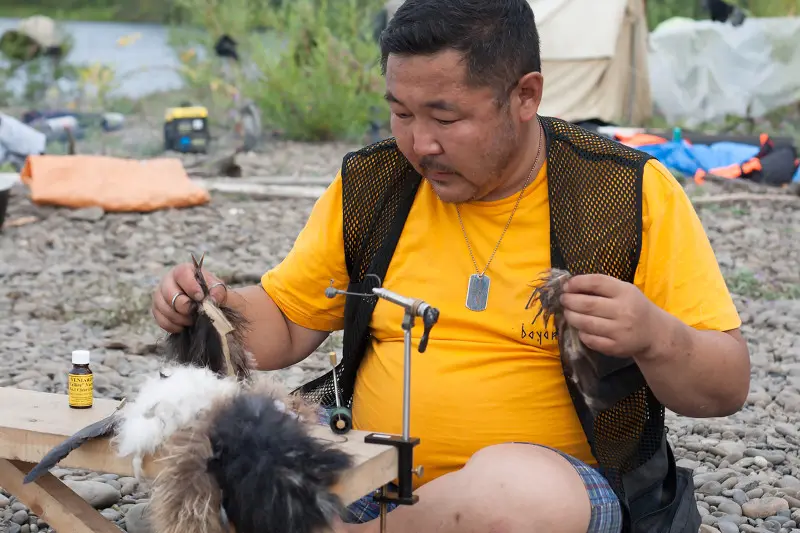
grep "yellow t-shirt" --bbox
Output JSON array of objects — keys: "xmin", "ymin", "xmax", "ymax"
[{"xmin": 261, "ymin": 157, "xmax": 741, "ymax": 490}]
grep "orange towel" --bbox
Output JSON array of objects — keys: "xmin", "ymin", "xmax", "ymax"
[{"xmin": 20, "ymin": 155, "xmax": 211, "ymax": 212}]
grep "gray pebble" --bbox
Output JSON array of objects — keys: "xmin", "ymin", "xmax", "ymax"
[
  {"xmin": 718, "ymin": 500, "xmax": 743, "ymax": 515},
  {"xmin": 120, "ymin": 480, "xmax": 137, "ymax": 496},
  {"xmin": 733, "ymin": 489, "xmax": 750, "ymax": 505},
  {"xmin": 62, "ymin": 480, "xmax": 121, "ymax": 509},
  {"xmin": 125, "ymin": 502, "xmax": 153, "ymax": 533},
  {"xmin": 717, "ymin": 522, "xmax": 740, "ymax": 533},
  {"xmin": 706, "ymin": 495, "xmax": 729, "ymax": 506},
  {"xmin": 739, "ymin": 479, "xmax": 761, "ymax": 492},
  {"xmin": 722, "ymin": 476, "xmax": 740, "ymax": 490},
  {"xmin": 100, "ymin": 508, "xmax": 122, "ymax": 521},
  {"xmin": 743, "ymin": 497, "xmax": 791, "ymax": 519},
  {"xmin": 12, "ymin": 510, "xmax": 29, "ymax": 524},
  {"xmin": 778, "ymin": 476, "xmax": 800, "ymax": 489},
  {"xmin": 700, "ymin": 481, "xmax": 726, "ymax": 496}
]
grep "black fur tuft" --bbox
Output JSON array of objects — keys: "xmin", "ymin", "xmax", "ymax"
[
  {"xmin": 163, "ymin": 253, "xmax": 252, "ymax": 380},
  {"xmin": 206, "ymin": 392, "xmax": 353, "ymax": 533},
  {"xmin": 163, "ymin": 307, "xmax": 250, "ymax": 379}
]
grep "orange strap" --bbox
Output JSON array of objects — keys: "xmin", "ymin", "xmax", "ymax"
[{"xmin": 694, "ymin": 157, "xmax": 763, "ymax": 185}]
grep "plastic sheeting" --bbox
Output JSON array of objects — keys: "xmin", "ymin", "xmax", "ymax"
[
  {"xmin": 0, "ymin": 112, "xmax": 46, "ymax": 171},
  {"xmin": 648, "ymin": 16, "xmax": 800, "ymax": 127}
]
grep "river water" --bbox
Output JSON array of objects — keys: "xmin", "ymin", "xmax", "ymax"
[{"xmin": 0, "ymin": 17, "xmax": 185, "ymax": 98}]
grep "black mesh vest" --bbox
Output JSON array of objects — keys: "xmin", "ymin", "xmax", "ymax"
[{"xmin": 294, "ymin": 116, "xmax": 701, "ymax": 533}]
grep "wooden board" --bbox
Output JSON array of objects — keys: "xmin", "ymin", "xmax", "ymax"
[
  {"xmin": 0, "ymin": 386, "xmax": 398, "ymax": 506},
  {"xmin": 0, "ymin": 459, "xmax": 124, "ymax": 533}
]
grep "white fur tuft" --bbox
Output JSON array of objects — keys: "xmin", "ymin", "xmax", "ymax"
[{"xmin": 111, "ymin": 365, "xmax": 241, "ymax": 472}]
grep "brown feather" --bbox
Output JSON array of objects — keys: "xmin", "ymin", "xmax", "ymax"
[{"xmin": 526, "ymin": 268, "xmax": 609, "ymax": 413}]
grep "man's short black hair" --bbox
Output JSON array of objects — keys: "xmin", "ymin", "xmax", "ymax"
[{"xmin": 379, "ymin": 0, "xmax": 542, "ymax": 99}]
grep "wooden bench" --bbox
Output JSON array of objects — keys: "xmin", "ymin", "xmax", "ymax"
[{"xmin": 0, "ymin": 386, "xmax": 399, "ymax": 533}]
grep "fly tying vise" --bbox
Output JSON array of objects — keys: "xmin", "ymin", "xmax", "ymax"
[
  {"xmin": 324, "ymin": 276, "xmax": 440, "ymax": 532},
  {"xmin": 23, "ymin": 253, "xmax": 354, "ymax": 533}
]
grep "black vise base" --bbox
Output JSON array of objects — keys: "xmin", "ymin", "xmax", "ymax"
[{"xmin": 364, "ymin": 432, "xmax": 421, "ymax": 506}]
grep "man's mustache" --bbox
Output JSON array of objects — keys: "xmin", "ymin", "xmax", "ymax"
[{"xmin": 419, "ymin": 156, "xmax": 459, "ymax": 175}]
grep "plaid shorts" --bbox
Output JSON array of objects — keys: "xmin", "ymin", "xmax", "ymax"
[{"xmin": 317, "ymin": 409, "xmax": 622, "ymax": 533}]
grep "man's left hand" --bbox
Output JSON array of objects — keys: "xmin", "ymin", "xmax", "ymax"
[{"xmin": 560, "ymin": 273, "xmax": 666, "ymax": 359}]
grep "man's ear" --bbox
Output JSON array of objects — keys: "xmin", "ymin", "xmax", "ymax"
[{"xmin": 514, "ymin": 72, "xmax": 544, "ymax": 122}]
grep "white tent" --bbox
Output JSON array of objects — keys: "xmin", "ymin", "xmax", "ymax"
[
  {"xmin": 384, "ymin": 0, "xmax": 653, "ymax": 126},
  {"xmin": 532, "ymin": 0, "xmax": 652, "ymax": 126}
]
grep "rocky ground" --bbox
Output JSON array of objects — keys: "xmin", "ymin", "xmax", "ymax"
[{"xmin": 1, "ymin": 137, "xmax": 799, "ymax": 533}]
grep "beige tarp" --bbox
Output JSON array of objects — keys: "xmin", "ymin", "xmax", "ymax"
[
  {"xmin": 532, "ymin": 0, "xmax": 652, "ymax": 126},
  {"xmin": 385, "ymin": 0, "xmax": 652, "ymax": 126}
]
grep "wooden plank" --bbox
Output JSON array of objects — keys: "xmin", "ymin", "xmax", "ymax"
[
  {"xmin": 228, "ymin": 176, "xmax": 334, "ymax": 186},
  {"xmin": 197, "ymin": 180, "xmax": 327, "ymax": 199},
  {"xmin": 0, "ymin": 386, "xmax": 398, "ymax": 506},
  {"xmin": 0, "ymin": 459, "xmax": 122, "ymax": 533}
]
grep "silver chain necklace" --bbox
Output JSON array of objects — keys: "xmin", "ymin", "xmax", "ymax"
[{"xmin": 455, "ymin": 127, "xmax": 544, "ymax": 312}]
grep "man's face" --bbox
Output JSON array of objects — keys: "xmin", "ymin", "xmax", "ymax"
[{"xmin": 384, "ymin": 49, "xmax": 532, "ymax": 203}]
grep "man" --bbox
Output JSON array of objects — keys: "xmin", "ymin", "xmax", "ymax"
[{"xmin": 152, "ymin": 1, "xmax": 750, "ymax": 532}]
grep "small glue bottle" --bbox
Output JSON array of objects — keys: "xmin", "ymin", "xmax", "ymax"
[{"xmin": 68, "ymin": 350, "xmax": 94, "ymax": 409}]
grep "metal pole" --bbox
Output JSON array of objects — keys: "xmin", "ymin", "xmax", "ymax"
[
  {"xmin": 402, "ymin": 313, "xmax": 413, "ymax": 441},
  {"xmin": 379, "ymin": 486, "xmax": 388, "ymax": 533}
]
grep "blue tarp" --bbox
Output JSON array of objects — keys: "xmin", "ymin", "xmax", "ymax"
[{"xmin": 635, "ymin": 141, "xmax": 800, "ymax": 182}]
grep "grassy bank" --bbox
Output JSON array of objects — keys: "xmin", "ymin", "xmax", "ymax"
[
  {"xmin": 5, "ymin": 0, "xmax": 798, "ymax": 26},
  {"xmin": 2, "ymin": 1, "xmax": 187, "ymax": 24},
  {"xmin": 2, "ymin": 5, "xmax": 121, "ymax": 22}
]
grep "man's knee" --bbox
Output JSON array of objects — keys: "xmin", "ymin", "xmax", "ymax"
[{"xmin": 462, "ymin": 443, "xmax": 592, "ymax": 532}]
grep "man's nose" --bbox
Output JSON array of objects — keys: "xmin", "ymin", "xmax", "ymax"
[{"xmin": 412, "ymin": 125, "xmax": 443, "ymax": 157}]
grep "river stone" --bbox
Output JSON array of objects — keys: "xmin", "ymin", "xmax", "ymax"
[
  {"xmin": 742, "ymin": 497, "xmax": 791, "ymax": 519},
  {"xmin": 717, "ymin": 521, "xmax": 740, "ymax": 533},
  {"xmin": 718, "ymin": 500, "xmax": 743, "ymax": 515},
  {"xmin": 62, "ymin": 480, "xmax": 121, "ymax": 509}
]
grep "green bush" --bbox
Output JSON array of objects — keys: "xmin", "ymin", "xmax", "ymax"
[{"xmin": 168, "ymin": 0, "xmax": 387, "ymax": 142}]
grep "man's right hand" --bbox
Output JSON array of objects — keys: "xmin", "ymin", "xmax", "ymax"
[{"xmin": 151, "ymin": 263, "xmax": 229, "ymax": 334}]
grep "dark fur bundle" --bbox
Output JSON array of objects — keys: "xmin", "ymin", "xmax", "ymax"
[
  {"xmin": 149, "ymin": 375, "xmax": 348, "ymax": 533},
  {"xmin": 527, "ymin": 268, "xmax": 611, "ymax": 413},
  {"xmin": 164, "ymin": 253, "xmax": 253, "ymax": 381},
  {"xmin": 208, "ymin": 391, "xmax": 353, "ymax": 533}
]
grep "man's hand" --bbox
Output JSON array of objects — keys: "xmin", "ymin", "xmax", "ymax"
[
  {"xmin": 152, "ymin": 263, "xmax": 229, "ymax": 334},
  {"xmin": 560, "ymin": 273, "xmax": 750, "ymax": 418},
  {"xmin": 559, "ymin": 273, "xmax": 663, "ymax": 359}
]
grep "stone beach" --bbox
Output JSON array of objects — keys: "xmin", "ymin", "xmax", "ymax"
[{"xmin": 1, "ymin": 140, "xmax": 799, "ymax": 533}]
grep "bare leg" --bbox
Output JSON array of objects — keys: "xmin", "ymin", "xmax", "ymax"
[{"xmin": 337, "ymin": 443, "xmax": 593, "ymax": 533}]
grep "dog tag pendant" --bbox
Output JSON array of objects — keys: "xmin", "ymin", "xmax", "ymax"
[{"xmin": 466, "ymin": 274, "xmax": 490, "ymax": 312}]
